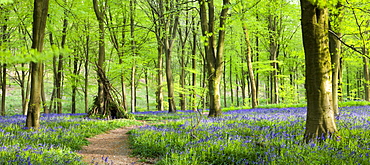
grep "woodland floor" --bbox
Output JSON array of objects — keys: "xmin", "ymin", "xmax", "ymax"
[{"xmin": 78, "ymin": 122, "xmax": 157, "ymax": 165}]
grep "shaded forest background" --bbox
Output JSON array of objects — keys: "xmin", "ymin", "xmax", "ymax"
[{"xmin": 0, "ymin": 0, "xmax": 369, "ymax": 116}]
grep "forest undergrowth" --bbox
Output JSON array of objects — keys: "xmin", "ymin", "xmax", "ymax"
[
  {"xmin": 0, "ymin": 101, "xmax": 369, "ymax": 164},
  {"xmin": 130, "ymin": 105, "xmax": 370, "ymax": 164}
]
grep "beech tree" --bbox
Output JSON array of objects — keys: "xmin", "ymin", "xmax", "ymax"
[
  {"xmin": 300, "ymin": 0, "xmax": 338, "ymax": 142},
  {"xmin": 329, "ymin": 2, "xmax": 343, "ymax": 116},
  {"xmin": 26, "ymin": 0, "xmax": 50, "ymax": 129},
  {"xmin": 198, "ymin": 0, "xmax": 231, "ymax": 117}
]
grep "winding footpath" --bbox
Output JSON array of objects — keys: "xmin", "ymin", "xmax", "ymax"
[{"xmin": 78, "ymin": 124, "xmax": 156, "ymax": 165}]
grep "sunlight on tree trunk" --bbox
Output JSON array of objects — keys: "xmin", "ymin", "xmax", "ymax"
[
  {"xmin": 329, "ymin": 2, "xmax": 343, "ymax": 116},
  {"xmin": 26, "ymin": 0, "xmax": 49, "ymax": 129},
  {"xmin": 198, "ymin": 0, "xmax": 230, "ymax": 117},
  {"xmin": 300, "ymin": 0, "xmax": 338, "ymax": 142}
]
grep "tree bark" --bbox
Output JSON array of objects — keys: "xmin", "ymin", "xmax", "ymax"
[
  {"xmin": 56, "ymin": 18, "xmax": 67, "ymax": 114},
  {"xmin": 71, "ymin": 54, "xmax": 78, "ymax": 114},
  {"xmin": 300, "ymin": 0, "xmax": 338, "ymax": 142},
  {"xmin": 106, "ymin": 6, "xmax": 128, "ymax": 112},
  {"xmin": 0, "ymin": 13, "xmax": 8, "ymax": 116},
  {"xmin": 130, "ymin": 0, "xmax": 136, "ymax": 113},
  {"xmin": 191, "ymin": 16, "xmax": 197, "ymax": 111},
  {"xmin": 93, "ymin": 0, "xmax": 106, "ymax": 115},
  {"xmin": 26, "ymin": 0, "xmax": 49, "ymax": 129},
  {"xmin": 229, "ymin": 57, "xmax": 233, "ymax": 105},
  {"xmin": 178, "ymin": 22, "xmax": 189, "ymax": 111},
  {"xmin": 84, "ymin": 25, "xmax": 90, "ymax": 113},
  {"xmin": 1, "ymin": 64, "xmax": 6, "ymax": 116},
  {"xmin": 198, "ymin": 0, "xmax": 230, "ymax": 117},
  {"xmin": 363, "ymin": 56, "xmax": 370, "ymax": 101},
  {"xmin": 268, "ymin": 14, "xmax": 280, "ymax": 104},
  {"xmin": 145, "ymin": 69, "xmax": 150, "ymax": 111},
  {"xmin": 156, "ymin": 43, "xmax": 164, "ymax": 111},
  {"xmin": 242, "ymin": 23, "xmax": 258, "ymax": 108},
  {"xmin": 329, "ymin": 2, "xmax": 343, "ymax": 116},
  {"xmin": 163, "ymin": 0, "xmax": 179, "ymax": 113}
]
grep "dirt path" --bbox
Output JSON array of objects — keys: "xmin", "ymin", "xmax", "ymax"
[{"xmin": 78, "ymin": 124, "xmax": 156, "ymax": 165}]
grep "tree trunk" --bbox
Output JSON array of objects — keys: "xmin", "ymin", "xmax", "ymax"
[
  {"xmin": 93, "ymin": 0, "xmax": 106, "ymax": 115},
  {"xmin": 229, "ymin": 58, "xmax": 233, "ymax": 105},
  {"xmin": 363, "ymin": 56, "xmax": 370, "ymax": 101},
  {"xmin": 156, "ymin": 44, "xmax": 164, "ymax": 111},
  {"xmin": 223, "ymin": 66, "xmax": 227, "ymax": 107},
  {"xmin": 191, "ymin": 17, "xmax": 197, "ymax": 111},
  {"xmin": 165, "ymin": 47, "xmax": 176, "ymax": 113},
  {"xmin": 1, "ymin": 11, "xmax": 8, "ymax": 116},
  {"xmin": 41, "ymin": 68, "xmax": 48, "ymax": 113},
  {"xmin": 242, "ymin": 23, "xmax": 258, "ymax": 108},
  {"xmin": 24, "ymin": 71, "xmax": 31, "ymax": 115},
  {"xmin": 268, "ymin": 14, "xmax": 279, "ymax": 104},
  {"xmin": 300, "ymin": 0, "xmax": 338, "ymax": 142},
  {"xmin": 145, "ymin": 69, "xmax": 150, "ymax": 111},
  {"xmin": 1, "ymin": 64, "xmax": 6, "ymax": 116},
  {"xmin": 56, "ymin": 18, "xmax": 67, "ymax": 114},
  {"xmin": 179, "ymin": 50, "xmax": 186, "ymax": 111},
  {"xmin": 241, "ymin": 63, "xmax": 247, "ymax": 106},
  {"xmin": 235, "ymin": 74, "xmax": 240, "ymax": 107},
  {"xmin": 130, "ymin": 0, "xmax": 136, "ymax": 113},
  {"xmin": 84, "ymin": 27, "xmax": 90, "ymax": 113},
  {"xmin": 329, "ymin": 2, "xmax": 343, "ymax": 116},
  {"xmin": 26, "ymin": 0, "xmax": 49, "ymax": 129},
  {"xmin": 71, "ymin": 55, "xmax": 78, "ymax": 114},
  {"xmin": 106, "ymin": 6, "xmax": 128, "ymax": 112},
  {"xmin": 163, "ymin": 0, "xmax": 179, "ymax": 113},
  {"xmin": 198, "ymin": 0, "xmax": 230, "ymax": 117}
]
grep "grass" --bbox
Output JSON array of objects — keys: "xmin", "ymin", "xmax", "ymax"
[
  {"xmin": 129, "ymin": 106, "xmax": 370, "ymax": 164},
  {"xmin": 0, "ymin": 113, "xmax": 142, "ymax": 164}
]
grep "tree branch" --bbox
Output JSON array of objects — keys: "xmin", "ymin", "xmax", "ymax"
[{"xmin": 328, "ymin": 30, "xmax": 368, "ymax": 58}]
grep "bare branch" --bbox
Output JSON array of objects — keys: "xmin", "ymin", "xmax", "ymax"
[{"xmin": 329, "ymin": 30, "xmax": 368, "ymax": 58}]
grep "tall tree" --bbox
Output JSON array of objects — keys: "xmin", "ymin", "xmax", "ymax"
[
  {"xmin": 239, "ymin": 0, "xmax": 259, "ymax": 108},
  {"xmin": 26, "ymin": 0, "xmax": 50, "ymax": 129},
  {"xmin": 146, "ymin": 0, "xmax": 179, "ymax": 113},
  {"xmin": 130, "ymin": 0, "xmax": 137, "ymax": 113},
  {"xmin": 0, "ymin": 5, "xmax": 9, "ymax": 116},
  {"xmin": 242, "ymin": 24, "xmax": 258, "ymax": 108},
  {"xmin": 329, "ymin": 2, "xmax": 343, "ymax": 116},
  {"xmin": 198, "ymin": 0, "xmax": 230, "ymax": 117},
  {"xmin": 92, "ymin": 0, "xmax": 106, "ymax": 115},
  {"xmin": 267, "ymin": 0, "xmax": 282, "ymax": 104},
  {"xmin": 300, "ymin": 0, "xmax": 338, "ymax": 142},
  {"xmin": 163, "ymin": 0, "xmax": 179, "ymax": 113},
  {"xmin": 106, "ymin": 2, "xmax": 128, "ymax": 112}
]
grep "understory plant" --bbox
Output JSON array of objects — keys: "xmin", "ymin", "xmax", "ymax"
[
  {"xmin": 0, "ymin": 113, "xmax": 142, "ymax": 164},
  {"xmin": 129, "ymin": 106, "xmax": 370, "ymax": 164}
]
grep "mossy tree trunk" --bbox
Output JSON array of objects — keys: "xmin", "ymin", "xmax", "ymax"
[{"xmin": 300, "ymin": 0, "xmax": 338, "ymax": 142}]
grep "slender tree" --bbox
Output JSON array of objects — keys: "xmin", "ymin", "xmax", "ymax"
[
  {"xmin": 106, "ymin": 2, "xmax": 128, "ymax": 112},
  {"xmin": 267, "ymin": 1, "xmax": 281, "ymax": 104},
  {"xmin": 329, "ymin": 2, "xmax": 343, "ymax": 116},
  {"xmin": 130, "ymin": 0, "xmax": 137, "ymax": 113},
  {"xmin": 0, "ymin": 5, "xmax": 9, "ymax": 116},
  {"xmin": 92, "ymin": 0, "xmax": 106, "ymax": 115},
  {"xmin": 146, "ymin": 0, "xmax": 179, "ymax": 113},
  {"xmin": 26, "ymin": 0, "xmax": 50, "ymax": 129},
  {"xmin": 300, "ymin": 0, "xmax": 338, "ymax": 142},
  {"xmin": 242, "ymin": 23, "xmax": 258, "ymax": 108}
]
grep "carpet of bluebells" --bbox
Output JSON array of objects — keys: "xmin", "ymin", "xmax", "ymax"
[
  {"xmin": 130, "ymin": 106, "xmax": 370, "ymax": 164},
  {"xmin": 0, "ymin": 113, "xmax": 141, "ymax": 165}
]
